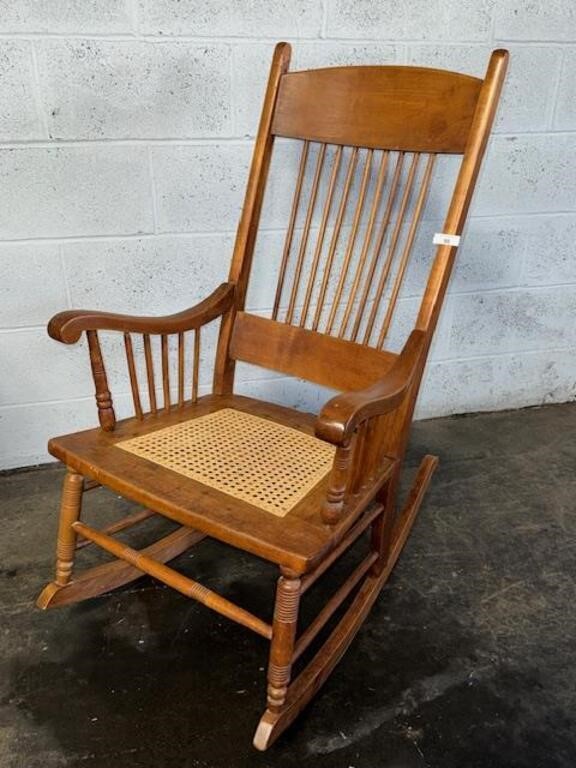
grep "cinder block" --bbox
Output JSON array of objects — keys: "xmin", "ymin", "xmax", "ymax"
[
  {"xmin": 418, "ymin": 347, "xmax": 576, "ymax": 419},
  {"xmin": 63, "ymin": 236, "xmax": 235, "ymax": 394},
  {"xmin": 260, "ymin": 139, "xmax": 318, "ymax": 229},
  {"xmin": 522, "ymin": 214, "xmax": 576, "ymax": 285},
  {"xmin": 0, "ymin": 329, "xmax": 94, "ymax": 405},
  {"xmin": 490, "ymin": 348, "xmax": 576, "ymax": 409},
  {"xmin": 0, "ymin": 0, "xmax": 132, "ymax": 34},
  {"xmin": 232, "ymin": 42, "xmax": 403, "ymax": 137},
  {"xmin": 495, "ymin": 1, "xmax": 576, "ymax": 41},
  {"xmin": 474, "ymin": 135, "xmax": 576, "ymax": 216},
  {"xmin": 0, "ymin": 41, "xmax": 44, "ymax": 141},
  {"xmin": 140, "ymin": 0, "xmax": 322, "ymax": 37},
  {"xmin": 449, "ymin": 286, "xmax": 576, "ymax": 358},
  {"xmin": 237, "ymin": 376, "xmax": 336, "ymax": 414},
  {"xmin": 326, "ymin": 0, "xmax": 494, "ymax": 42},
  {"xmin": 0, "ymin": 243, "xmax": 67, "ymax": 328},
  {"xmin": 230, "ymin": 42, "xmax": 275, "ymax": 137},
  {"xmin": 407, "ymin": 44, "xmax": 562, "ymax": 132},
  {"xmin": 37, "ymin": 41, "xmax": 231, "ymax": 140},
  {"xmin": 416, "ymin": 356, "xmax": 496, "ymax": 418},
  {"xmin": 553, "ymin": 48, "xmax": 576, "ymax": 130},
  {"xmin": 377, "ymin": 293, "xmax": 452, "ymax": 360},
  {"xmin": 0, "ymin": 325, "xmax": 173, "ymax": 416},
  {"xmin": 1, "ymin": 1, "xmax": 574, "ymax": 471},
  {"xmin": 295, "ymin": 41, "xmax": 405, "ymax": 70},
  {"xmin": 402, "ymin": 217, "xmax": 524, "ymax": 297},
  {"xmin": 151, "ymin": 144, "xmax": 252, "ymax": 234},
  {"xmin": 63, "ymin": 235, "xmax": 231, "ymax": 314},
  {"xmin": 245, "ymin": 229, "xmax": 296, "ymax": 313},
  {"xmin": 408, "ymin": 43, "xmax": 489, "ymax": 75},
  {"xmin": 423, "ymin": 154, "xmax": 464, "ymax": 221},
  {"xmin": 0, "ymin": 146, "xmax": 153, "ymax": 239},
  {"xmin": 0, "ymin": 391, "xmax": 138, "ymax": 469},
  {"xmin": 453, "ymin": 218, "xmax": 525, "ymax": 292},
  {"xmin": 0, "ymin": 400, "xmax": 94, "ymax": 469}
]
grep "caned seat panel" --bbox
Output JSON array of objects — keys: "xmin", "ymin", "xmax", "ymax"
[
  {"xmin": 117, "ymin": 408, "xmax": 335, "ymax": 518},
  {"xmin": 48, "ymin": 394, "xmax": 393, "ymax": 572}
]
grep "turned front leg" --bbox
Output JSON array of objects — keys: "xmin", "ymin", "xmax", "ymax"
[
  {"xmin": 267, "ymin": 573, "xmax": 301, "ymax": 712},
  {"xmin": 55, "ymin": 471, "xmax": 84, "ymax": 585}
]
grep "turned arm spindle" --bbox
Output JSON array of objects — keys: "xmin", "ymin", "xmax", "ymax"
[{"xmin": 86, "ymin": 330, "xmax": 115, "ymax": 431}]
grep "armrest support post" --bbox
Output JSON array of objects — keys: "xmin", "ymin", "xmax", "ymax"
[
  {"xmin": 86, "ymin": 330, "xmax": 115, "ymax": 431},
  {"xmin": 322, "ymin": 441, "xmax": 352, "ymax": 525}
]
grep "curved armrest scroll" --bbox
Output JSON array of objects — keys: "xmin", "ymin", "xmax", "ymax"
[
  {"xmin": 315, "ymin": 330, "xmax": 428, "ymax": 446},
  {"xmin": 48, "ymin": 282, "xmax": 236, "ymax": 344}
]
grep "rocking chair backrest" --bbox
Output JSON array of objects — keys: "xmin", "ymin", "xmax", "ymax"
[{"xmin": 214, "ymin": 44, "xmax": 508, "ymax": 398}]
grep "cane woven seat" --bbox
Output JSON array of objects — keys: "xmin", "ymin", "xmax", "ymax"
[{"xmin": 117, "ymin": 408, "xmax": 335, "ymax": 518}]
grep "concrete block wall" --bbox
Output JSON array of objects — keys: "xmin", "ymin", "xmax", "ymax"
[{"xmin": 0, "ymin": 0, "xmax": 575, "ymax": 469}]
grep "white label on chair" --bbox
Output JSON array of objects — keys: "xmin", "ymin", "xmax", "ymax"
[{"xmin": 433, "ymin": 232, "xmax": 461, "ymax": 247}]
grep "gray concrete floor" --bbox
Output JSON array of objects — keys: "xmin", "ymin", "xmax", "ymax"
[{"xmin": 1, "ymin": 403, "xmax": 575, "ymax": 768}]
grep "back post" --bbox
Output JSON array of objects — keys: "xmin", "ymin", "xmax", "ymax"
[
  {"xmin": 213, "ymin": 42, "xmax": 292, "ymax": 394},
  {"xmin": 378, "ymin": 49, "xmax": 509, "ymax": 468}
]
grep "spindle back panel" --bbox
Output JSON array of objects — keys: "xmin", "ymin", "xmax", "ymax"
[
  {"xmin": 224, "ymin": 55, "xmax": 495, "ymax": 395},
  {"xmin": 233, "ymin": 140, "xmax": 457, "ymax": 387}
]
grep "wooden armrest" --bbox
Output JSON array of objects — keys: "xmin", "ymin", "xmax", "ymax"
[
  {"xmin": 48, "ymin": 282, "xmax": 236, "ymax": 344},
  {"xmin": 315, "ymin": 330, "xmax": 427, "ymax": 446}
]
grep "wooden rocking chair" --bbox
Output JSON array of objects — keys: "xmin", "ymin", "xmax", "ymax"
[{"xmin": 37, "ymin": 44, "xmax": 508, "ymax": 750}]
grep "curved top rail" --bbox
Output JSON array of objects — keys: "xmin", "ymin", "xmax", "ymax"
[{"xmin": 272, "ymin": 65, "xmax": 483, "ymax": 153}]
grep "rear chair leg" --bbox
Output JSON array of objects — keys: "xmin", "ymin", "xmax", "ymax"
[
  {"xmin": 54, "ymin": 471, "xmax": 84, "ymax": 586},
  {"xmin": 370, "ymin": 472, "xmax": 398, "ymax": 575},
  {"xmin": 266, "ymin": 572, "xmax": 301, "ymax": 713}
]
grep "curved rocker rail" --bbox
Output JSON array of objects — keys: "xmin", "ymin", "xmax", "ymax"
[{"xmin": 37, "ymin": 524, "xmax": 206, "ymax": 609}]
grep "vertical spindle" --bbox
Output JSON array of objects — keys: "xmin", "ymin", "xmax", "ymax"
[
  {"xmin": 124, "ymin": 332, "xmax": 143, "ymax": 419},
  {"xmin": 192, "ymin": 328, "xmax": 201, "ymax": 403},
  {"xmin": 178, "ymin": 331, "xmax": 185, "ymax": 407},
  {"xmin": 143, "ymin": 333, "xmax": 157, "ymax": 414}
]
